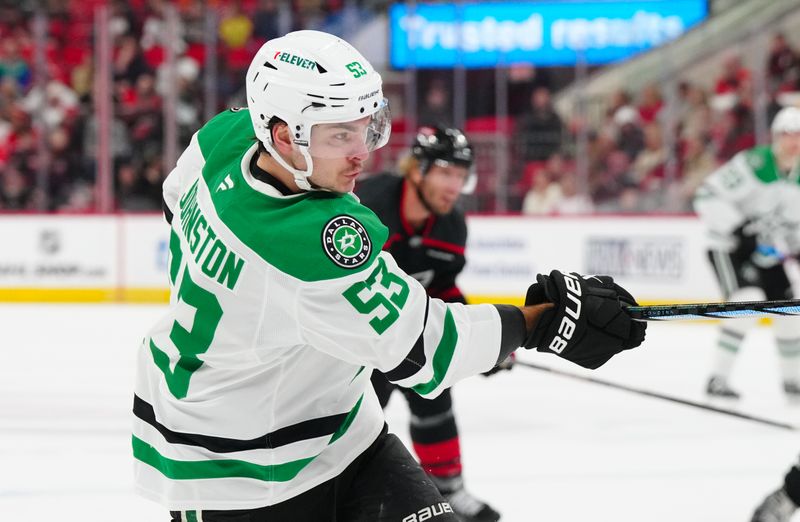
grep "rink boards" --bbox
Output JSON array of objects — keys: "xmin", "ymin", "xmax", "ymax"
[{"xmin": 0, "ymin": 214, "xmax": 723, "ymax": 304}]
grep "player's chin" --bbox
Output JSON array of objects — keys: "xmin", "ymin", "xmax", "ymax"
[
  {"xmin": 339, "ymin": 171, "xmax": 361, "ymax": 192},
  {"xmin": 339, "ymin": 176, "xmax": 358, "ymax": 193},
  {"xmin": 436, "ymin": 200, "xmax": 456, "ymax": 215}
]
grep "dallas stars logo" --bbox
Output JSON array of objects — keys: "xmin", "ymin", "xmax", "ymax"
[
  {"xmin": 322, "ymin": 215, "xmax": 372, "ymax": 268},
  {"xmin": 335, "ymin": 228, "xmax": 360, "ymax": 254}
]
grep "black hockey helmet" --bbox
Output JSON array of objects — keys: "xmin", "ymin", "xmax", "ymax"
[{"xmin": 411, "ymin": 126, "xmax": 476, "ymax": 194}]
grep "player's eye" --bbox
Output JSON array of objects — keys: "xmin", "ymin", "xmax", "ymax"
[{"xmin": 444, "ymin": 169, "xmax": 468, "ymax": 182}]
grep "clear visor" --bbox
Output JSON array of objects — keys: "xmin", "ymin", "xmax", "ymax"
[
  {"xmin": 429, "ymin": 158, "xmax": 477, "ymax": 195},
  {"xmin": 307, "ymin": 99, "xmax": 391, "ymax": 159}
]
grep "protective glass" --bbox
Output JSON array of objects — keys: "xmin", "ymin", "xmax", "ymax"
[{"xmin": 307, "ymin": 99, "xmax": 391, "ymax": 159}]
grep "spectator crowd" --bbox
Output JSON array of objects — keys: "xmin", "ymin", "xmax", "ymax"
[
  {"xmin": 1, "ymin": 1, "xmax": 799, "ymax": 214},
  {"xmin": 514, "ymin": 33, "xmax": 800, "ymax": 215},
  {"xmin": 0, "ymin": 0, "xmax": 387, "ymax": 211}
]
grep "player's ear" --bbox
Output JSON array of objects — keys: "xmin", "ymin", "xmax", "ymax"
[
  {"xmin": 271, "ymin": 122, "xmax": 294, "ymax": 156},
  {"xmin": 407, "ymin": 165, "xmax": 423, "ymax": 184}
]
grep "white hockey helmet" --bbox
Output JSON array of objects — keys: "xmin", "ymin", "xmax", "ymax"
[
  {"xmin": 246, "ymin": 30, "xmax": 391, "ymax": 191},
  {"xmin": 771, "ymin": 106, "xmax": 800, "ymax": 136}
]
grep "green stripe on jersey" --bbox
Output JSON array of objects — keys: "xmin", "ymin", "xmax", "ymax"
[
  {"xmin": 132, "ymin": 435, "xmax": 315, "ymax": 482},
  {"xmin": 330, "ymin": 395, "xmax": 363, "ymax": 443},
  {"xmin": 412, "ymin": 309, "xmax": 458, "ymax": 395},
  {"xmin": 350, "ymin": 366, "xmax": 365, "ymax": 384},
  {"xmin": 185, "ymin": 511, "xmax": 198, "ymax": 522},
  {"xmin": 133, "ymin": 394, "xmax": 364, "ymax": 481},
  {"xmin": 193, "ymin": 109, "xmax": 388, "ymax": 282}
]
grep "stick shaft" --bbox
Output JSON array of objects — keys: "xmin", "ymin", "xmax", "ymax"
[
  {"xmin": 515, "ymin": 360, "xmax": 797, "ymax": 431},
  {"xmin": 625, "ymin": 298, "xmax": 800, "ymax": 321}
]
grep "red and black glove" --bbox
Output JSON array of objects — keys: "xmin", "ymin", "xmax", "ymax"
[{"xmin": 523, "ymin": 270, "xmax": 646, "ymax": 369}]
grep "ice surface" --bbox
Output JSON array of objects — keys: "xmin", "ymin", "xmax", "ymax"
[{"xmin": 1, "ymin": 304, "xmax": 799, "ymax": 521}]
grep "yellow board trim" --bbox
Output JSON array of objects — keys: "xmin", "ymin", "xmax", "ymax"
[
  {"xmin": 0, "ymin": 290, "xmax": 732, "ymax": 306},
  {"xmin": 0, "ymin": 288, "xmax": 170, "ymax": 303}
]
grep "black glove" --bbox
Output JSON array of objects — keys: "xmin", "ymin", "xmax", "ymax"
[{"xmin": 523, "ymin": 270, "xmax": 646, "ymax": 369}]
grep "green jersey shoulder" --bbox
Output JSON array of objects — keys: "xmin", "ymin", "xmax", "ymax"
[
  {"xmin": 197, "ymin": 108, "xmax": 256, "ymax": 173},
  {"xmin": 736, "ymin": 145, "xmax": 800, "ymax": 186},
  {"xmin": 184, "ymin": 107, "xmax": 388, "ymax": 282},
  {"xmin": 740, "ymin": 145, "xmax": 780, "ymax": 184}
]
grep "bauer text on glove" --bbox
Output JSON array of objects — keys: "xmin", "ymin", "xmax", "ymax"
[{"xmin": 522, "ymin": 270, "xmax": 646, "ymax": 369}]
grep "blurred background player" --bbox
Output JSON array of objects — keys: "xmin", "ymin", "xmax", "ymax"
[
  {"xmin": 693, "ymin": 106, "xmax": 800, "ymax": 399},
  {"xmin": 356, "ymin": 126, "xmax": 502, "ymax": 522},
  {"xmin": 751, "ymin": 458, "xmax": 800, "ymax": 522}
]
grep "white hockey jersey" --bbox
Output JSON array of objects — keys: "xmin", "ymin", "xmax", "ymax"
[
  {"xmin": 133, "ymin": 109, "xmax": 513, "ymax": 510},
  {"xmin": 694, "ymin": 145, "xmax": 800, "ymax": 251}
]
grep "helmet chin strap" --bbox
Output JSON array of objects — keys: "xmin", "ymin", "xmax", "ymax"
[
  {"xmin": 412, "ymin": 176, "xmax": 439, "ymax": 216},
  {"xmin": 262, "ymin": 139, "xmax": 315, "ymax": 191},
  {"xmin": 294, "ymin": 148, "xmax": 315, "ymax": 191}
]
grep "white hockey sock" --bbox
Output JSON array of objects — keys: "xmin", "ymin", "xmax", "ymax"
[
  {"xmin": 774, "ymin": 317, "xmax": 800, "ymax": 385},
  {"xmin": 711, "ymin": 327, "xmax": 746, "ymax": 380},
  {"xmin": 777, "ymin": 338, "xmax": 800, "ymax": 384}
]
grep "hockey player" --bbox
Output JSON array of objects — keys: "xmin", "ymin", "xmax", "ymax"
[
  {"xmin": 751, "ymin": 461, "xmax": 800, "ymax": 522},
  {"xmin": 357, "ymin": 126, "xmax": 501, "ymax": 522},
  {"xmin": 694, "ymin": 106, "xmax": 800, "ymax": 399},
  {"xmin": 133, "ymin": 30, "xmax": 646, "ymax": 522}
]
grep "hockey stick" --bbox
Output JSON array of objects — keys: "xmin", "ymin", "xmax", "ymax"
[
  {"xmin": 625, "ymin": 298, "xmax": 800, "ymax": 321},
  {"xmin": 515, "ymin": 360, "xmax": 798, "ymax": 431}
]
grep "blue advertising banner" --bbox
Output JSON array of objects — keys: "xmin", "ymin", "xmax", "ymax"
[{"xmin": 389, "ymin": 1, "xmax": 708, "ymax": 68}]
